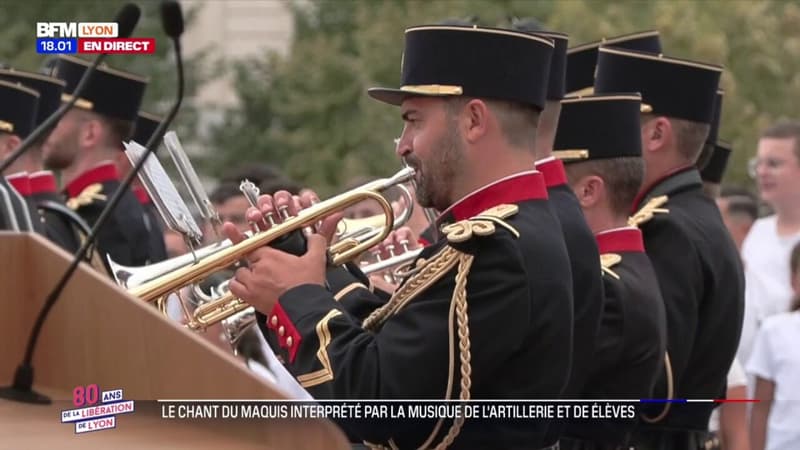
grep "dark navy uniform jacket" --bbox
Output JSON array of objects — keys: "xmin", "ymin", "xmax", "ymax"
[
  {"xmin": 563, "ymin": 227, "xmax": 666, "ymax": 446},
  {"xmin": 64, "ymin": 162, "xmax": 153, "ymax": 267},
  {"xmin": 631, "ymin": 167, "xmax": 743, "ymax": 431},
  {"xmin": 535, "ymin": 157, "xmax": 604, "ymax": 396},
  {"xmin": 263, "ymin": 171, "xmax": 574, "ymax": 449}
]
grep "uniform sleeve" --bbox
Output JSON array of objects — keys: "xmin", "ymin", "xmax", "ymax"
[
  {"xmin": 746, "ymin": 322, "xmax": 776, "ymax": 382},
  {"xmin": 641, "ymin": 217, "xmax": 703, "ymax": 391},
  {"xmin": 325, "ymin": 264, "xmax": 390, "ymax": 322}
]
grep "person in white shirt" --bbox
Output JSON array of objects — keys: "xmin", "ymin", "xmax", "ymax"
[
  {"xmin": 747, "ymin": 242, "xmax": 800, "ymax": 450},
  {"xmin": 739, "ymin": 121, "xmax": 800, "ymax": 364},
  {"xmin": 708, "ymin": 357, "xmax": 750, "ymax": 450}
]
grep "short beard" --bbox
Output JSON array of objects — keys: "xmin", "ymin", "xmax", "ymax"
[
  {"xmin": 43, "ymin": 130, "xmax": 79, "ymax": 170},
  {"xmin": 414, "ymin": 124, "xmax": 462, "ymax": 211}
]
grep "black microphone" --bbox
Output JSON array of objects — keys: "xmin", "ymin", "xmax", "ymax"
[
  {"xmin": 0, "ymin": 0, "xmax": 183, "ymax": 405},
  {"xmin": 0, "ymin": 3, "xmax": 141, "ymax": 175}
]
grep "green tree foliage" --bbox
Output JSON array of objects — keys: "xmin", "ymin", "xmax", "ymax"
[
  {"xmin": 210, "ymin": 0, "xmax": 800, "ymax": 194},
  {"xmin": 0, "ymin": 0, "xmax": 209, "ymax": 138}
]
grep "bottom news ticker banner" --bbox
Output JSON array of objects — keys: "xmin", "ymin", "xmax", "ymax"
[{"xmin": 157, "ymin": 399, "xmax": 660, "ymax": 423}]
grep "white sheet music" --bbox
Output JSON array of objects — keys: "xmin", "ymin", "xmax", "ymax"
[
  {"xmin": 163, "ymin": 131, "xmax": 217, "ymax": 222},
  {"xmin": 124, "ymin": 141, "xmax": 203, "ymax": 242}
]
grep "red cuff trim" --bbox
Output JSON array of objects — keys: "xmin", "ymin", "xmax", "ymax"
[{"xmin": 268, "ymin": 303, "xmax": 302, "ymax": 364}]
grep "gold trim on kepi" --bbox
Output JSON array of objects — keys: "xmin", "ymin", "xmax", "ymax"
[
  {"xmin": 641, "ymin": 103, "xmax": 653, "ymax": 113},
  {"xmin": 0, "ymin": 120, "xmax": 13, "ymax": 133},
  {"xmin": 552, "ymin": 149, "xmax": 590, "ymax": 160},
  {"xmin": 0, "ymin": 68, "xmax": 66, "ymax": 86},
  {"xmin": 399, "ymin": 84, "xmax": 463, "ymax": 96},
  {"xmin": 562, "ymin": 94, "xmax": 641, "ymax": 104},
  {"xmin": 61, "ymin": 93, "xmax": 94, "ymax": 111},
  {"xmin": 565, "ymin": 86, "xmax": 595, "ymax": 97},
  {"xmin": 0, "ymin": 79, "xmax": 40, "ymax": 97},
  {"xmin": 405, "ymin": 25, "xmax": 555, "ymax": 47},
  {"xmin": 599, "ymin": 47, "xmax": 723, "ymax": 72}
]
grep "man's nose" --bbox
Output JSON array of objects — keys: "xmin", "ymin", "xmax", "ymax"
[{"xmin": 394, "ymin": 136, "xmax": 411, "ymax": 158}]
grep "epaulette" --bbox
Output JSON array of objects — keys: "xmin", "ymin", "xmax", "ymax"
[
  {"xmin": 442, "ymin": 204, "xmax": 520, "ymax": 243},
  {"xmin": 600, "ymin": 253, "xmax": 622, "ymax": 280},
  {"xmin": 628, "ymin": 195, "xmax": 669, "ymax": 227},
  {"xmin": 66, "ymin": 183, "xmax": 106, "ymax": 210}
]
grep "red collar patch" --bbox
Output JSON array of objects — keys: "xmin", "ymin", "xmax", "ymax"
[
  {"xmin": 439, "ymin": 171, "xmax": 548, "ymax": 223},
  {"xmin": 595, "ymin": 227, "xmax": 645, "ymax": 253},
  {"xmin": 6, "ymin": 173, "xmax": 31, "ymax": 196},
  {"xmin": 535, "ymin": 158, "xmax": 568, "ymax": 188},
  {"xmin": 29, "ymin": 171, "xmax": 58, "ymax": 195},
  {"xmin": 65, "ymin": 162, "xmax": 119, "ymax": 198}
]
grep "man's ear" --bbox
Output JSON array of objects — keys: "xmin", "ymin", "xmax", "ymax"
[
  {"xmin": 0, "ymin": 134, "xmax": 21, "ymax": 158},
  {"xmin": 462, "ymin": 98, "xmax": 490, "ymax": 143},
  {"xmin": 571, "ymin": 174, "xmax": 605, "ymax": 209},
  {"xmin": 78, "ymin": 117, "xmax": 104, "ymax": 150},
  {"xmin": 642, "ymin": 116, "xmax": 672, "ymax": 154}
]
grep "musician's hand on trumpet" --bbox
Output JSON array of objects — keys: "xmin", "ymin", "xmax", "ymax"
[{"xmin": 221, "ymin": 189, "xmax": 344, "ymax": 315}]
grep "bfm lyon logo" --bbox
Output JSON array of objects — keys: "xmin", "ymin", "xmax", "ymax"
[{"xmin": 60, "ymin": 384, "xmax": 135, "ymax": 434}]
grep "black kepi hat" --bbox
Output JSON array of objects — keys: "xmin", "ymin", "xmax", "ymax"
[
  {"xmin": 51, "ymin": 55, "xmax": 147, "ymax": 122},
  {"xmin": 553, "ymin": 93, "xmax": 643, "ymax": 162},
  {"xmin": 0, "ymin": 69, "xmax": 65, "ymax": 127},
  {"xmin": 0, "ymin": 80, "xmax": 39, "ymax": 139},
  {"xmin": 594, "ymin": 47, "xmax": 722, "ymax": 123},
  {"xmin": 368, "ymin": 25, "xmax": 554, "ymax": 110},
  {"xmin": 566, "ymin": 30, "xmax": 661, "ymax": 95}
]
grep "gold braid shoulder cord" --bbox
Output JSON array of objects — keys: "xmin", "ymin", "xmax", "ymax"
[
  {"xmin": 364, "ymin": 205, "xmax": 519, "ymax": 450},
  {"xmin": 628, "ymin": 195, "xmax": 674, "ymax": 423}
]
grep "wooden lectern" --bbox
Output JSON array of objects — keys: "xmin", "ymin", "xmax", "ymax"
[{"xmin": 0, "ymin": 233, "xmax": 349, "ymax": 449}]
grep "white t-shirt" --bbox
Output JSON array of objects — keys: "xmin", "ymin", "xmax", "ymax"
[
  {"xmin": 746, "ymin": 311, "xmax": 800, "ymax": 450},
  {"xmin": 708, "ymin": 357, "xmax": 747, "ymax": 432},
  {"xmin": 739, "ymin": 216, "xmax": 800, "ymax": 363}
]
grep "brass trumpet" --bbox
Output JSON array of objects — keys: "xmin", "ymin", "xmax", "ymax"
[
  {"xmin": 125, "ymin": 168, "xmax": 415, "ymax": 330},
  {"xmin": 360, "ymin": 248, "xmax": 423, "ymax": 277}
]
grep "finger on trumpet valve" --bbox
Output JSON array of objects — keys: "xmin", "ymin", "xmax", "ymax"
[
  {"xmin": 278, "ymin": 204, "xmax": 291, "ymax": 221},
  {"xmin": 386, "ymin": 243, "xmax": 396, "ymax": 258},
  {"xmin": 399, "ymin": 239, "xmax": 410, "ymax": 253},
  {"xmin": 264, "ymin": 211, "xmax": 277, "ymax": 227},
  {"xmin": 371, "ymin": 248, "xmax": 383, "ymax": 262}
]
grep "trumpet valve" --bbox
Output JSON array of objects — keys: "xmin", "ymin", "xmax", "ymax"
[
  {"xmin": 278, "ymin": 204, "xmax": 291, "ymax": 221},
  {"xmin": 386, "ymin": 244, "xmax": 396, "ymax": 258},
  {"xmin": 399, "ymin": 239, "xmax": 410, "ymax": 253},
  {"xmin": 265, "ymin": 211, "xmax": 277, "ymax": 227}
]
